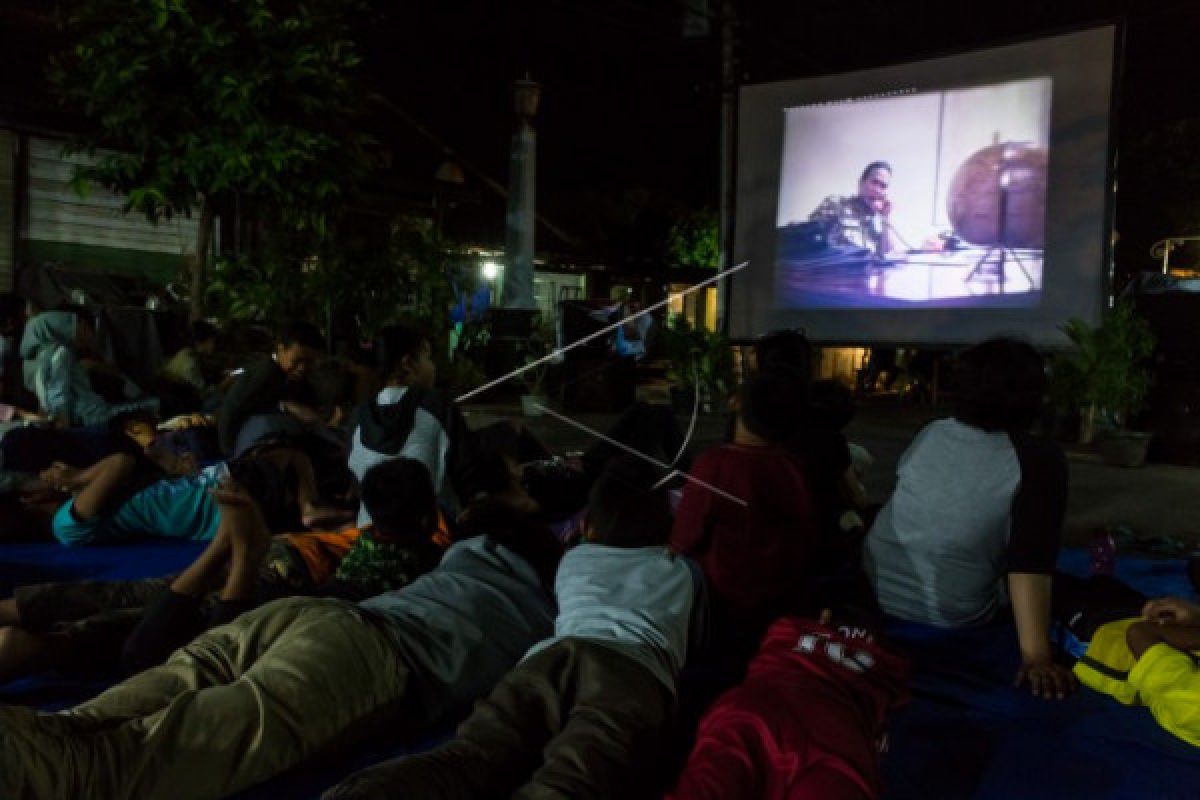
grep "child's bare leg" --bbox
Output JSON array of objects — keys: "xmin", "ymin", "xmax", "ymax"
[
  {"xmin": 168, "ymin": 519, "xmax": 234, "ymax": 599},
  {"xmin": 218, "ymin": 500, "xmax": 273, "ymax": 607}
]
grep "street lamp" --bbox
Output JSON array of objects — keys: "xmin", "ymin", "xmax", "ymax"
[
  {"xmin": 481, "ymin": 261, "xmax": 501, "ymax": 282},
  {"xmin": 513, "ymin": 78, "xmax": 541, "ymax": 118},
  {"xmin": 503, "ymin": 77, "xmax": 540, "ymax": 310}
]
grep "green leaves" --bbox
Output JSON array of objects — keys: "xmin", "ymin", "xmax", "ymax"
[
  {"xmin": 48, "ymin": 0, "xmax": 371, "ymax": 245},
  {"xmin": 1051, "ymin": 301, "xmax": 1156, "ymax": 425},
  {"xmin": 665, "ymin": 208, "xmax": 720, "ymax": 268}
]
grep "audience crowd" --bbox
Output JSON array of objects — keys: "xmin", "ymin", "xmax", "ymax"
[{"xmin": 0, "ymin": 294, "xmax": 1195, "ymax": 799}]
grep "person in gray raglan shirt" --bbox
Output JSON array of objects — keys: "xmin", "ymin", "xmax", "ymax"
[
  {"xmin": 0, "ymin": 491, "xmax": 562, "ymax": 800},
  {"xmin": 863, "ymin": 338, "xmax": 1075, "ymax": 700},
  {"xmin": 324, "ymin": 456, "xmax": 705, "ymax": 800}
]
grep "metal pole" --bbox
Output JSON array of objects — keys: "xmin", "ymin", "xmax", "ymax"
[
  {"xmin": 503, "ymin": 79, "xmax": 539, "ymax": 310},
  {"xmin": 717, "ymin": 0, "xmax": 737, "ymax": 331}
]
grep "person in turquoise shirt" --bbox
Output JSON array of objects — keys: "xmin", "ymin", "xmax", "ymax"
[{"xmin": 44, "ymin": 451, "xmax": 223, "ymax": 546}]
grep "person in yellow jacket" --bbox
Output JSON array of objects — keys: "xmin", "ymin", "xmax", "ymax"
[{"xmin": 1074, "ymin": 596, "xmax": 1200, "ymax": 747}]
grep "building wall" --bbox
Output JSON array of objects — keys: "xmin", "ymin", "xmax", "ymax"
[
  {"xmin": 0, "ymin": 131, "xmax": 14, "ymax": 291},
  {"xmin": 533, "ymin": 271, "xmax": 586, "ymax": 322},
  {"xmin": 24, "ymin": 136, "xmax": 199, "ymax": 284}
]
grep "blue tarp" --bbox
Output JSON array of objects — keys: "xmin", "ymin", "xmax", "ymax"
[{"xmin": 2, "ymin": 540, "xmax": 1197, "ymax": 799}]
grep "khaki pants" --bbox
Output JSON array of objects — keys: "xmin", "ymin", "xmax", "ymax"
[
  {"xmin": 0, "ymin": 596, "xmax": 410, "ymax": 800},
  {"xmin": 327, "ymin": 638, "xmax": 673, "ymax": 800}
]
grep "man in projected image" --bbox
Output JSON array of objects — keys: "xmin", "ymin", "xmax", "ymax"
[{"xmin": 808, "ymin": 160, "xmax": 893, "ymax": 258}]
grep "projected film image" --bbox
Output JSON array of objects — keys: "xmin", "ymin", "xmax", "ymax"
[{"xmin": 775, "ymin": 78, "xmax": 1052, "ymax": 309}]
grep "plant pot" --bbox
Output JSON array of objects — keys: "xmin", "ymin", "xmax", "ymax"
[
  {"xmin": 1097, "ymin": 430, "xmax": 1152, "ymax": 468},
  {"xmin": 520, "ymin": 394, "xmax": 547, "ymax": 417}
]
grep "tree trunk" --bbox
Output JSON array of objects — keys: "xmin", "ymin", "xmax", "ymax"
[
  {"xmin": 1079, "ymin": 402, "xmax": 1098, "ymax": 445},
  {"xmin": 189, "ymin": 201, "xmax": 214, "ymax": 321}
]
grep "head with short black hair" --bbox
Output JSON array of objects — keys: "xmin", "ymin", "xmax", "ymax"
[
  {"xmin": 585, "ymin": 456, "xmax": 673, "ymax": 548},
  {"xmin": 737, "ymin": 370, "xmax": 807, "ymax": 443},
  {"xmin": 361, "ymin": 458, "xmax": 438, "ymax": 541},
  {"xmin": 860, "ymin": 161, "xmax": 893, "ymax": 183},
  {"xmin": 376, "ymin": 323, "xmax": 436, "ymax": 389},
  {"xmin": 276, "ymin": 321, "xmax": 323, "ymax": 380},
  {"xmin": 755, "ymin": 329, "xmax": 812, "ymax": 381},
  {"xmin": 459, "ymin": 448, "xmax": 522, "ymax": 502},
  {"xmin": 954, "ymin": 337, "xmax": 1046, "ymax": 432},
  {"xmin": 190, "ymin": 320, "xmax": 219, "ymax": 353},
  {"xmin": 807, "ymin": 379, "xmax": 855, "ymax": 432},
  {"xmin": 858, "ymin": 161, "xmax": 892, "ymax": 208}
]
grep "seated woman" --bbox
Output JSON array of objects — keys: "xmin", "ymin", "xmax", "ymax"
[
  {"xmin": 19, "ymin": 309, "xmax": 157, "ymax": 428},
  {"xmin": 862, "ymin": 338, "xmax": 1075, "ymax": 699}
]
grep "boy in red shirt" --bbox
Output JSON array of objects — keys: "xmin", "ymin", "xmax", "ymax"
[
  {"xmin": 671, "ymin": 370, "xmax": 818, "ymax": 656},
  {"xmin": 669, "ymin": 609, "xmax": 910, "ymax": 800}
]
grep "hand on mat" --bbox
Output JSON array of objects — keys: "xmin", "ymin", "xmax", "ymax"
[
  {"xmin": 1143, "ymin": 597, "xmax": 1200, "ymax": 627},
  {"xmin": 1014, "ymin": 658, "xmax": 1077, "ymax": 700}
]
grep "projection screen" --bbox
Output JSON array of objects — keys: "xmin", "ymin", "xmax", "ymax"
[{"xmin": 730, "ymin": 26, "xmax": 1117, "ymax": 346}]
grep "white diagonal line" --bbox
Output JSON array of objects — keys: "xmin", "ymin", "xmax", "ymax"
[
  {"xmin": 534, "ymin": 403, "xmax": 748, "ymax": 507},
  {"xmin": 455, "ymin": 261, "xmax": 749, "ymax": 403}
]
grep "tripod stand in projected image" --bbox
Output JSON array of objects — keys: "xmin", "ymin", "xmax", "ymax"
[{"xmin": 963, "ymin": 169, "xmax": 1037, "ymax": 291}]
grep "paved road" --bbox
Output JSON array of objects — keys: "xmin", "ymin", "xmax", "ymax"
[{"xmin": 465, "ymin": 400, "xmax": 1200, "ymax": 547}]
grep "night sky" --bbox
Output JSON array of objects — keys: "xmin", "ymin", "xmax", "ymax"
[
  {"xmin": 3, "ymin": 0, "xmax": 1199, "ymax": 271},
  {"xmin": 360, "ymin": 0, "xmax": 1200, "ymax": 271}
]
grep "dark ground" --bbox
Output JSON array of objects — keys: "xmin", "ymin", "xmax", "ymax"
[{"xmin": 464, "ymin": 397, "xmax": 1200, "ymax": 548}]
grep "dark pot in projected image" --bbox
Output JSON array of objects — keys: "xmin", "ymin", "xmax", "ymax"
[{"xmin": 947, "ymin": 143, "xmax": 1048, "ymax": 248}]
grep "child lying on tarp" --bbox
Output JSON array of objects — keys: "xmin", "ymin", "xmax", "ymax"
[
  {"xmin": 322, "ymin": 456, "xmax": 704, "ymax": 800},
  {"xmin": 0, "ymin": 457, "xmax": 445, "ymax": 683},
  {"xmin": 668, "ymin": 606, "xmax": 911, "ymax": 800},
  {"xmin": 1074, "ymin": 595, "xmax": 1200, "ymax": 747},
  {"xmin": 39, "ymin": 437, "xmax": 344, "ymax": 546}
]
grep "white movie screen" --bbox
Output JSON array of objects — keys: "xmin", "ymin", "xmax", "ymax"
[
  {"xmin": 731, "ymin": 26, "xmax": 1116, "ymax": 346},
  {"xmin": 776, "ymin": 78, "xmax": 1052, "ymax": 309}
]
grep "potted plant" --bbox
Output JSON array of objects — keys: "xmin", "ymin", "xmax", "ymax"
[
  {"xmin": 1050, "ymin": 301, "xmax": 1155, "ymax": 464},
  {"xmin": 661, "ymin": 318, "xmax": 735, "ymax": 414}
]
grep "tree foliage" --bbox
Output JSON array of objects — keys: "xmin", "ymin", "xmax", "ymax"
[
  {"xmin": 664, "ymin": 208, "xmax": 720, "ymax": 268},
  {"xmin": 47, "ymin": 0, "xmax": 372, "ymax": 315},
  {"xmin": 1051, "ymin": 300, "xmax": 1156, "ymax": 426},
  {"xmin": 207, "ymin": 214, "xmax": 459, "ymax": 347}
]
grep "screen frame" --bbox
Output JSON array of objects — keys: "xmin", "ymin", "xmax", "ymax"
[{"xmin": 728, "ymin": 23, "xmax": 1122, "ymax": 348}]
